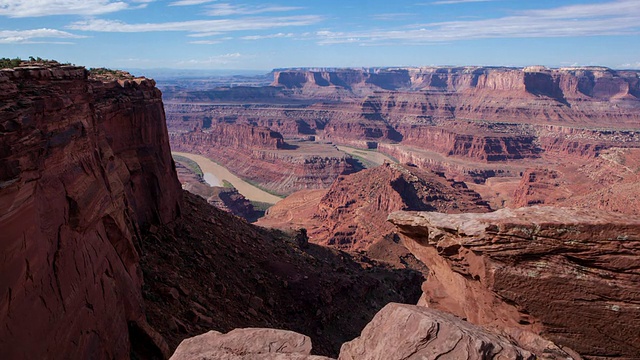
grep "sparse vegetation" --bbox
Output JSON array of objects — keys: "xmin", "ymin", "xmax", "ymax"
[
  {"xmin": 172, "ymin": 154, "xmax": 203, "ymax": 176},
  {"xmin": 222, "ymin": 180, "xmax": 234, "ymax": 188},
  {"xmin": 250, "ymin": 200, "xmax": 273, "ymax": 212},
  {"xmin": 0, "ymin": 57, "xmax": 68, "ymax": 69},
  {"xmin": 88, "ymin": 67, "xmax": 135, "ymax": 80}
]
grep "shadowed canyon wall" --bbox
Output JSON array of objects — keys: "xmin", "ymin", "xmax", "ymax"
[{"xmin": 0, "ymin": 66, "xmax": 181, "ymax": 359}]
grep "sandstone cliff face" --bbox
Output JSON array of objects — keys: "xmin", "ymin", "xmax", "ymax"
[
  {"xmin": 389, "ymin": 207, "xmax": 640, "ymax": 359},
  {"xmin": 511, "ymin": 148, "xmax": 640, "ymax": 215},
  {"xmin": 0, "ymin": 66, "xmax": 180, "ymax": 359},
  {"xmin": 272, "ymin": 67, "xmax": 640, "ymax": 101}
]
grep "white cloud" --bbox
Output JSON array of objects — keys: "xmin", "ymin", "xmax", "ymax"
[
  {"xmin": 0, "ymin": 28, "xmax": 86, "ymax": 43},
  {"xmin": 0, "ymin": 0, "xmax": 150, "ymax": 17},
  {"xmin": 205, "ymin": 3, "xmax": 302, "ymax": 16},
  {"xmin": 169, "ymin": 0, "xmax": 215, "ymax": 5},
  {"xmin": 317, "ymin": 0, "xmax": 640, "ymax": 45},
  {"xmin": 67, "ymin": 15, "xmax": 322, "ymax": 35},
  {"xmin": 241, "ymin": 32, "xmax": 293, "ymax": 40}
]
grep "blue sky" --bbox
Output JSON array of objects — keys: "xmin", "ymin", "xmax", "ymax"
[{"xmin": 1, "ymin": 0, "xmax": 639, "ymax": 70}]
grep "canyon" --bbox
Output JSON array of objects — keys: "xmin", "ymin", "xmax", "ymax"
[
  {"xmin": 2, "ymin": 62, "xmax": 640, "ymax": 360},
  {"xmin": 164, "ymin": 66, "xmax": 640, "ymax": 199}
]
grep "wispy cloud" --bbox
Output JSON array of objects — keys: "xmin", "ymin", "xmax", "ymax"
[
  {"xmin": 205, "ymin": 3, "xmax": 302, "ymax": 16},
  {"xmin": 371, "ymin": 13, "xmax": 414, "ymax": 21},
  {"xmin": 68, "ymin": 15, "xmax": 322, "ymax": 35},
  {"xmin": 0, "ymin": 0, "xmax": 150, "ymax": 17},
  {"xmin": 189, "ymin": 39, "xmax": 223, "ymax": 44},
  {"xmin": 177, "ymin": 52, "xmax": 246, "ymax": 65},
  {"xmin": 0, "ymin": 28, "xmax": 86, "ymax": 43},
  {"xmin": 619, "ymin": 62, "xmax": 640, "ymax": 69},
  {"xmin": 241, "ymin": 32, "xmax": 293, "ymax": 40},
  {"xmin": 430, "ymin": 0, "xmax": 495, "ymax": 4},
  {"xmin": 168, "ymin": 0, "xmax": 216, "ymax": 6},
  {"xmin": 317, "ymin": 0, "xmax": 640, "ymax": 45}
]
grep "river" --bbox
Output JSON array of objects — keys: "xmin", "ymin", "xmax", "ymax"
[{"xmin": 172, "ymin": 152, "xmax": 283, "ymax": 204}]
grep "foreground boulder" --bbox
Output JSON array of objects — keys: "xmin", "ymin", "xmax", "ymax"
[
  {"xmin": 339, "ymin": 303, "xmax": 535, "ymax": 360},
  {"xmin": 389, "ymin": 206, "xmax": 640, "ymax": 359},
  {"xmin": 169, "ymin": 328, "xmax": 332, "ymax": 360}
]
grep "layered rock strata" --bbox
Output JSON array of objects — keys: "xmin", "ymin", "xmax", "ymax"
[
  {"xmin": 389, "ymin": 207, "xmax": 640, "ymax": 359},
  {"xmin": 0, "ymin": 66, "xmax": 181, "ymax": 359}
]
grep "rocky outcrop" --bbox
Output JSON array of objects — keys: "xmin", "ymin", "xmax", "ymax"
[
  {"xmin": 0, "ymin": 66, "xmax": 181, "ymax": 359},
  {"xmin": 170, "ymin": 328, "xmax": 331, "ymax": 360},
  {"xmin": 339, "ymin": 303, "xmax": 537, "ymax": 360},
  {"xmin": 389, "ymin": 207, "xmax": 640, "ymax": 359},
  {"xmin": 257, "ymin": 163, "xmax": 490, "ymax": 265},
  {"xmin": 176, "ymin": 303, "xmax": 568, "ymax": 360},
  {"xmin": 512, "ymin": 169, "xmax": 568, "ymax": 207}
]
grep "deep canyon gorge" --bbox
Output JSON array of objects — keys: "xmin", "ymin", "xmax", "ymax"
[{"xmin": 1, "ymin": 62, "xmax": 640, "ymax": 359}]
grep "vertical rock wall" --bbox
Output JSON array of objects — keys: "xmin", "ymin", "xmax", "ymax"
[{"xmin": 0, "ymin": 66, "xmax": 181, "ymax": 359}]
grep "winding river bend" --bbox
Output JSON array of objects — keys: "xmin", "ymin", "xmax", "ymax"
[{"xmin": 172, "ymin": 151, "xmax": 283, "ymax": 204}]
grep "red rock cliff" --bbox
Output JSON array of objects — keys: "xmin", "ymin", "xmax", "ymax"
[{"xmin": 0, "ymin": 66, "xmax": 181, "ymax": 359}]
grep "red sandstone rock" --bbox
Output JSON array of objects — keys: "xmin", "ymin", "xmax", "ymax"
[
  {"xmin": 0, "ymin": 65, "xmax": 180, "ymax": 359},
  {"xmin": 170, "ymin": 328, "xmax": 332, "ymax": 360},
  {"xmin": 339, "ymin": 303, "xmax": 537, "ymax": 360},
  {"xmin": 389, "ymin": 207, "xmax": 640, "ymax": 359},
  {"xmin": 257, "ymin": 163, "xmax": 490, "ymax": 263}
]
